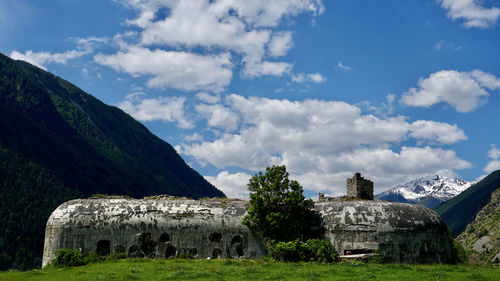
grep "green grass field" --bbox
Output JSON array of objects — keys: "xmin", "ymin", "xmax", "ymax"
[{"xmin": 0, "ymin": 259, "xmax": 498, "ymax": 281}]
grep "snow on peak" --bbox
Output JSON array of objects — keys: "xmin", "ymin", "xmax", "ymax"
[{"xmin": 378, "ymin": 174, "xmax": 473, "ymax": 203}]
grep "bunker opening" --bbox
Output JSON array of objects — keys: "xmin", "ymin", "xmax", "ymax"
[
  {"xmin": 166, "ymin": 245, "xmax": 176, "ymax": 258},
  {"xmin": 128, "ymin": 245, "xmax": 143, "ymax": 258},
  {"xmin": 212, "ymin": 248, "xmax": 222, "ymax": 259},
  {"xmin": 231, "ymin": 235, "xmax": 244, "ymax": 258},
  {"xmin": 159, "ymin": 233, "xmax": 170, "ymax": 243},
  {"xmin": 140, "ymin": 232, "xmax": 156, "ymax": 258},
  {"xmin": 209, "ymin": 233, "xmax": 222, "ymax": 242},
  {"xmin": 343, "ymin": 249, "xmax": 374, "ymax": 255},
  {"xmin": 96, "ymin": 240, "xmax": 110, "ymax": 256},
  {"xmin": 114, "ymin": 245, "xmax": 125, "ymax": 253}
]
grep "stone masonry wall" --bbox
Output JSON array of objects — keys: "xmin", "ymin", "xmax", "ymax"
[{"xmin": 347, "ymin": 173, "xmax": 374, "ymax": 200}]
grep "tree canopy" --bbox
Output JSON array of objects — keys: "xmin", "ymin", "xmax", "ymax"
[{"xmin": 242, "ymin": 165, "xmax": 321, "ymax": 241}]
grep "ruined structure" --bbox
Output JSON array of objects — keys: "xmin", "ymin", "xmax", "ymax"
[
  {"xmin": 347, "ymin": 172, "xmax": 374, "ymax": 200},
  {"xmin": 42, "ymin": 174, "xmax": 453, "ymax": 266}
]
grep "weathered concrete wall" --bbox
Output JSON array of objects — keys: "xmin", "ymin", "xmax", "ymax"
[
  {"xmin": 42, "ymin": 199, "xmax": 265, "ymax": 267},
  {"xmin": 315, "ymin": 201, "xmax": 452, "ymax": 263},
  {"xmin": 43, "ymin": 198, "xmax": 452, "ymax": 266}
]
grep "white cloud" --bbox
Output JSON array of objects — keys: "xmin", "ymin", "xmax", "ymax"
[
  {"xmin": 488, "ymin": 144, "xmax": 500, "ymax": 159},
  {"xmin": 95, "ymin": 47, "xmax": 233, "ymax": 92},
  {"xmin": 10, "ymin": 49, "xmax": 88, "ymax": 70},
  {"xmin": 182, "ymin": 94, "xmax": 470, "ymax": 196},
  {"xmin": 409, "ymin": 120, "xmax": 467, "ymax": 144},
  {"xmin": 9, "ymin": 36, "xmax": 106, "ymax": 70},
  {"xmin": 204, "ymin": 171, "xmax": 251, "ymax": 199},
  {"xmin": 400, "ymin": 70, "xmax": 500, "ymax": 113},
  {"xmin": 184, "ymin": 132, "xmax": 204, "ymax": 142},
  {"xmin": 439, "ymin": 0, "xmax": 500, "ymax": 28},
  {"xmin": 484, "ymin": 160, "xmax": 500, "ymax": 174},
  {"xmin": 195, "ymin": 104, "xmax": 240, "ymax": 131},
  {"xmin": 117, "ymin": 95, "xmax": 193, "ymax": 129},
  {"xmin": 196, "ymin": 92, "xmax": 221, "ymax": 104},
  {"xmin": 434, "ymin": 40, "xmax": 462, "ymax": 51},
  {"xmin": 243, "ymin": 61, "xmax": 293, "ymax": 77},
  {"xmin": 107, "ymin": 0, "xmax": 323, "ymax": 86},
  {"xmin": 484, "ymin": 144, "xmax": 500, "ymax": 173},
  {"xmin": 469, "ymin": 69, "xmax": 500, "ymax": 90},
  {"xmin": 336, "ymin": 61, "xmax": 351, "ymax": 71},
  {"xmin": 268, "ymin": 31, "xmax": 293, "ymax": 57},
  {"xmin": 291, "ymin": 73, "xmax": 326, "ymax": 83}
]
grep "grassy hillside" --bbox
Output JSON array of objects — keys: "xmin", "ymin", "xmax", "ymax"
[
  {"xmin": 434, "ymin": 170, "xmax": 500, "ymax": 236},
  {"xmin": 0, "ymin": 52, "xmax": 224, "ymax": 270},
  {"xmin": 1, "ymin": 259, "xmax": 499, "ymax": 281}
]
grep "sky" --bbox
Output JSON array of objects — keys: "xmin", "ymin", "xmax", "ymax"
[{"xmin": 1, "ymin": 0, "xmax": 500, "ymax": 199}]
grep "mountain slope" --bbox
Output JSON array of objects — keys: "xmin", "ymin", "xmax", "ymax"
[
  {"xmin": 0, "ymin": 52, "xmax": 224, "ymax": 269},
  {"xmin": 375, "ymin": 175, "xmax": 472, "ymax": 208},
  {"xmin": 434, "ymin": 170, "xmax": 500, "ymax": 236},
  {"xmin": 456, "ymin": 188, "xmax": 500, "ymax": 264}
]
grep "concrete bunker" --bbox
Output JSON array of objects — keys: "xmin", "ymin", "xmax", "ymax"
[{"xmin": 42, "ymin": 173, "xmax": 453, "ymax": 266}]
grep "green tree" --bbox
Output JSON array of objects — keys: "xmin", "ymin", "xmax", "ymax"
[{"xmin": 242, "ymin": 165, "xmax": 321, "ymax": 241}]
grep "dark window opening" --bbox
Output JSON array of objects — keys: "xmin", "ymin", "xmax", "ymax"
[
  {"xmin": 159, "ymin": 233, "xmax": 170, "ymax": 243},
  {"xmin": 188, "ymin": 248, "xmax": 198, "ymax": 258},
  {"xmin": 96, "ymin": 240, "xmax": 111, "ymax": 256},
  {"xmin": 212, "ymin": 248, "xmax": 222, "ymax": 259},
  {"xmin": 166, "ymin": 245, "xmax": 176, "ymax": 258},
  {"xmin": 128, "ymin": 245, "xmax": 144, "ymax": 258},
  {"xmin": 209, "ymin": 233, "xmax": 222, "ymax": 242},
  {"xmin": 343, "ymin": 249, "xmax": 373, "ymax": 255},
  {"xmin": 231, "ymin": 235, "xmax": 244, "ymax": 257},
  {"xmin": 140, "ymin": 232, "xmax": 156, "ymax": 258},
  {"xmin": 114, "ymin": 245, "xmax": 125, "ymax": 253}
]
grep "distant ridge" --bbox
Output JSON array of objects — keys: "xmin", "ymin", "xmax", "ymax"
[
  {"xmin": 375, "ymin": 174, "xmax": 472, "ymax": 208},
  {"xmin": 0, "ymin": 52, "xmax": 224, "ymax": 270},
  {"xmin": 434, "ymin": 170, "xmax": 500, "ymax": 236}
]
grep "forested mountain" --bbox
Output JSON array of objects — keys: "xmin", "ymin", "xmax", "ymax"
[
  {"xmin": 434, "ymin": 170, "xmax": 500, "ymax": 236},
  {"xmin": 456, "ymin": 188, "xmax": 500, "ymax": 264},
  {"xmin": 0, "ymin": 52, "xmax": 224, "ymax": 270}
]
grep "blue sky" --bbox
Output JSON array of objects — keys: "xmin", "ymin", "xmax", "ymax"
[{"xmin": 2, "ymin": 0, "xmax": 500, "ymax": 198}]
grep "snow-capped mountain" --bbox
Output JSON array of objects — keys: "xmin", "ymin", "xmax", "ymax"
[{"xmin": 375, "ymin": 175, "xmax": 474, "ymax": 208}]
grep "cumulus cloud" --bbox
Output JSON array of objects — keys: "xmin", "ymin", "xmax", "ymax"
[
  {"xmin": 196, "ymin": 92, "xmax": 221, "ymax": 104},
  {"xmin": 10, "ymin": 49, "xmax": 88, "ymax": 70},
  {"xmin": 268, "ymin": 31, "xmax": 293, "ymax": 57},
  {"xmin": 484, "ymin": 144, "xmax": 500, "ymax": 173},
  {"xmin": 291, "ymin": 73, "xmax": 326, "ymax": 83},
  {"xmin": 409, "ymin": 120, "xmax": 467, "ymax": 144},
  {"xmin": 195, "ymin": 104, "xmax": 240, "ymax": 131},
  {"xmin": 439, "ymin": 0, "xmax": 500, "ymax": 28},
  {"xmin": 117, "ymin": 95, "xmax": 193, "ymax": 129},
  {"xmin": 181, "ymin": 94, "xmax": 470, "ymax": 196},
  {"xmin": 100, "ymin": 0, "xmax": 323, "ymax": 90},
  {"xmin": 204, "ymin": 171, "xmax": 251, "ymax": 199},
  {"xmin": 10, "ymin": 36, "xmax": 106, "ymax": 70},
  {"xmin": 401, "ymin": 70, "xmax": 500, "ymax": 113},
  {"xmin": 95, "ymin": 47, "xmax": 233, "ymax": 92}
]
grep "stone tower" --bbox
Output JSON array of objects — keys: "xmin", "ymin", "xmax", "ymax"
[{"xmin": 346, "ymin": 173, "xmax": 373, "ymax": 200}]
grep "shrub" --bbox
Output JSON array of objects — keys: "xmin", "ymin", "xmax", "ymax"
[
  {"xmin": 84, "ymin": 252, "xmax": 105, "ymax": 264},
  {"xmin": 106, "ymin": 252, "xmax": 127, "ymax": 261},
  {"xmin": 265, "ymin": 239, "xmax": 338, "ymax": 263},
  {"xmin": 52, "ymin": 249, "xmax": 84, "ymax": 267},
  {"xmin": 451, "ymin": 240, "xmax": 467, "ymax": 264}
]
